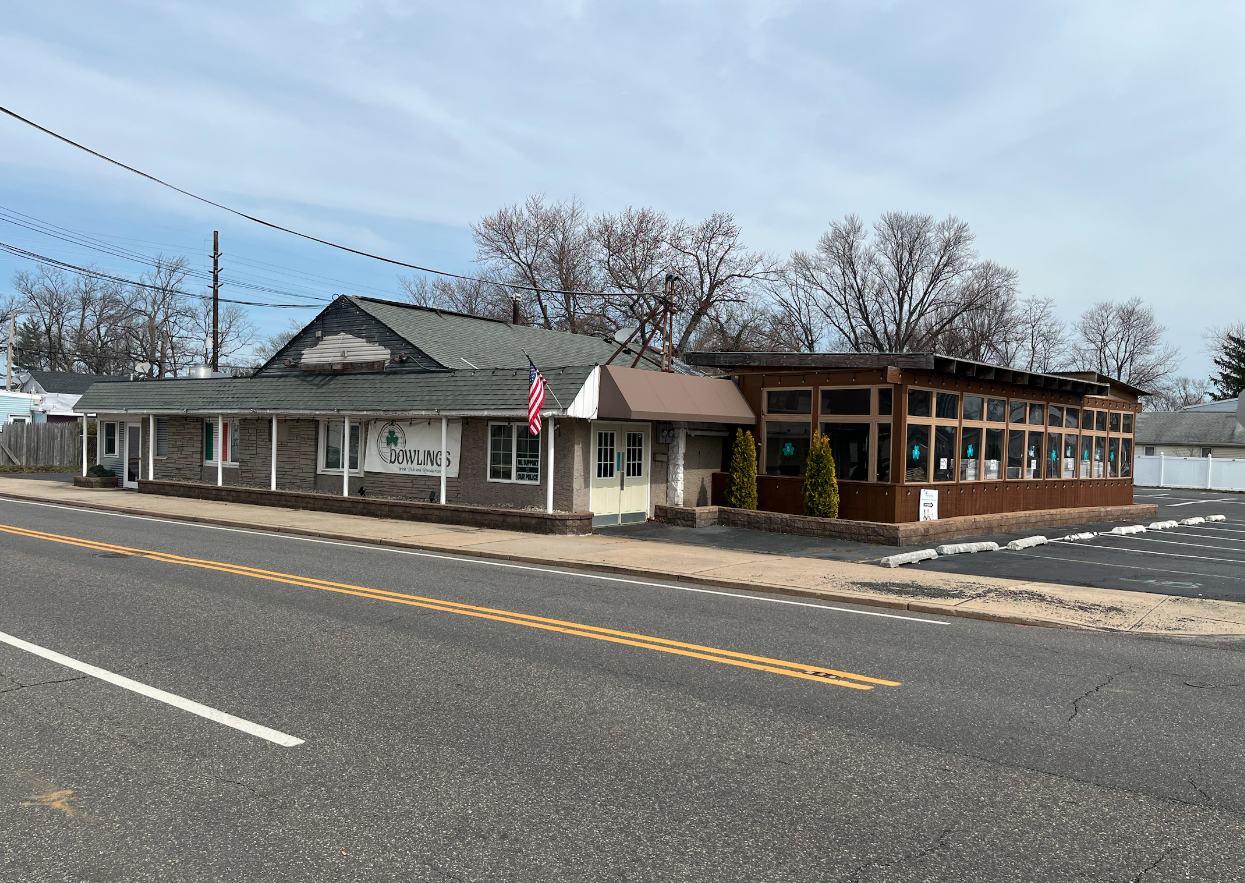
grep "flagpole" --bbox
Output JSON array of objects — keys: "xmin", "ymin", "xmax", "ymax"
[{"xmin": 521, "ymin": 350, "xmax": 565, "ymax": 409}]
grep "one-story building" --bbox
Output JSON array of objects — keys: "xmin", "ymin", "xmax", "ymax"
[
  {"xmin": 74, "ymin": 296, "xmax": 753, "ymax": 526},
  {"xmin": 17, "ymin": 370, "xmax": 129, "ymax": 422},
  {"xmin": 684, "ymin": 351, "xmax": 1146, "ymax": 522},
  {"xmin": 1135, "ymin": 395, "xmax": 1245, "ymax": 458}
]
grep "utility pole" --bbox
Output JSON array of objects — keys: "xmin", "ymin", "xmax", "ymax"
[
  {"xmin": 662, "ymin": 274, "xmax": 677, "ymax": 372},
  {"xmin": 211, "ymin": 230, "xmax": 220, "ymax": 372},
  {"xmin": 5, "ymin": 311, "xmax": 14, "ymax": 391}
]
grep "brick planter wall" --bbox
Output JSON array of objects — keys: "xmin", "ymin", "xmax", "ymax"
[
  {"xmin": 73, "ymin": 475, "xmax": 119, "ymax": 489},
  {"xmin": 654, "ymin": 502, "xmax": 1159, "ymax": 546},
  {"xmin": 139, "ymin": 480, "xmax": 593, "ymax": 535}
]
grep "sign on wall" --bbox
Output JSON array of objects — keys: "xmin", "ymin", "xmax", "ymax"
[
  {"xmin": 919, "ymin": 488, "xmax": 938, "ymax": 521},
  {"xmin": 364, "ymin": 419, "xmax": 462, "ymax": 477}
]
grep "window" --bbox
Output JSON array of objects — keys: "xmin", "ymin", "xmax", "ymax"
[
  {"xmin": 960, "ymin": 427, "xmax": 981, "ymax": 481},
  {"xmin": 1028, "ymin": 403, "xmax": 1045, "ymax": 426},
  {"xmin": 1063, "ymin": 435, "xmax": 1078, "ymax": 479},
  {"xmin": 1048, "ymin": 405, "xmax": 1063, "ymax": 427},
  {"xmin": 876, "ymin": 423, "xmax": 891, "ymax": 482},
  {"xmin": 1122, "ymin": 439, "xmax": 1133, "ymax": 477},
  {"xmin": 1109, "ymin": 437, "xmax": 1120, "ymax": 478},
  {"xmin": 906, "ymin": 425, "xmax": 930, "ymax": 482},
  {"xmin": 1007, "ymin": 429, "xmax": 1025, "ymax": 479},
  {"xmin": 204, "ymin": 419, "xmax": 241, "ymax": 466},
  {"xmin": 489, "ymin": 423, "xmax": 540, "ymax": 483},
  {"xmin": 156, "ymin": 418, "xmax": 168, "ymax": 457},
  {"xmin": 936, "ymin": 393, "xmax": 959, "ymax": 420},
  {"xmin": 1081, "ymin": 410, "xmax": 1094, "ymax": 431},
  {"xmin": 821, "ymin": 388, "xmax": 871, "ymax": 416},
  {"xmin": 104, "ymin": 422, "xmax": 117, "ymax": 456},
  {"xmin": 908, "ymin": 389, "xmax": 931, "ymax": 418},
  {"xmin": 984, "ymin": 428, "xmax": 1004, "ymax": 480},
  {"xmin": 626, "ymin": 432, "xmax": 644, "ymax": 478},
  {"xmin": 933, "ymin": 425, "xmax": 957, "ymax": 482},
  {"xmin": 1080, "ymin": 435, "xmax": 1093, "ymax": 478},
  {"xmin": 1065, "ymin": 408, "xmax": 1080, "ymax": 429},
  {"xmin": 1123, "ymin": 414, "xmax": 1134, "ymax": 434},
  {"xmin": 767, "ymin": 389, "xmax": 811, "ymax": 414},
  {"xmin": 1094, "ymin": 436, "xmax": 1106, "ymax": 477},
  {"xmin": 1201, "ymin": 446, "xmax": 1213, "ymax": 458},
  {"xmin": 986, "ymin": 398, "xmax": 1006, "ymax": 422},
  {"xmin": 596, "ymin": 431, "xmax": 615, "ymax": 479},
  {"xmin": 320, "ymin": 420, "xmax": 359, "ymax": 473},
  {"xmin": 1009, "ymin": 400, "xmax": 1026, "ymax": 424},
  {"xmin": 1046, "ymin": 432, "xmax": 1061, "ymax": 479},
  {"xmin": 822, "ymin": 422, "xmax": 870, "ymax": 481},
  {"xmin": 963, "ymin": 396, "xmax": 983, "ymax": 422},
  {"xmin": 878, "ymin": 389, "xmax": 893, "ymax": 416},
  {"xmin": 1144, "ymin": 446, "xmax": 1155, "ymax": 457},
  {"xmin": 766, "ymin": 421, "xmax": 810, "ymax": 476},
  {"xmin": 1095, "ymin": 411, "xmax": 1107, "ymax": 432},
  {"xmin": 1109, "ymin": 412, "xmax": 1121, "ymax": 433}
]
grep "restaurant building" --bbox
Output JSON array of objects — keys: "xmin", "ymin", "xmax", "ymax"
[
  {"xmin": 685, "ymin": 352, "xmax": 1146, "ymax": 523},
  {"xmin": 74, "ymin": 296, "xmax": 753, "ymax": 528}
]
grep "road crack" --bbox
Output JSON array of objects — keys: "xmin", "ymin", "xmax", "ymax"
[
  {"xmin": 845, "ymin": 827, "xmax": 954, "ymax": 880},
  {"xmin": 1067, "ymin": 666, "xmax": 1132, "ymax": 724},
  {"xmin": 1130, "ymin": 845, "xmax": 1173, "ymax": 882},
  {"xmin": 0, "ymin": 674, "xmax": 89, "ymax": 695}
]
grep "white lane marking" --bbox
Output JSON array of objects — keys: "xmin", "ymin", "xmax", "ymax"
[
  {"xmin": 1114, "ymin": 534, "xmax": 1245, "ymax": 554},
  {"xmin": 1012, "ymin": 549, "xmax": 1245, "ymax": 584},
  {"xmin": 0, "ymin": 630, "xmax": 304, "ymax": 747},
  {"xmin": 1164, "ymin": 500, "xmax": 1226, "ymax": 508},
  {"xmin": 1053, "ymin": 538, "xmax": 1245, "ymax": 566},
  {"xmin": 0, "ymin": 498, "xmax": 948, "ymax": 626}
]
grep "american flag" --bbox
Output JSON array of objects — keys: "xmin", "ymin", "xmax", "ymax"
[{"xmin": 527, "ymin": 357, "xmax": 547, "ymax": 435}]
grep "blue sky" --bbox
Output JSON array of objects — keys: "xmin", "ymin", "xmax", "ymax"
[{"xmin": 1, "ymin": 1, "xmax": 1242, "ymax": 375}]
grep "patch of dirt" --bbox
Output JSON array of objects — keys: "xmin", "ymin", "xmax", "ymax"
[
  {"xmin": 847, "ymin": 581, "xmax": 978, "ymax": 600},
  {"xmin": 981, "ymin": 588, "xmax": 1127, "ymax": 616}
]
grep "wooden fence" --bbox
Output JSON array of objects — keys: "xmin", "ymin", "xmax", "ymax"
[{"xmin": 0, "ymin": 421, "xmax": 85, "ymax": 467}]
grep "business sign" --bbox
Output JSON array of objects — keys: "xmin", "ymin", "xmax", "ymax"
[
  {"xmin": 919, "ymin": 488, "xmax": 939, "ymax": 522},
  {"xmin": 364, "ymin": 419, "xmax": 462, "ymax": 477}
]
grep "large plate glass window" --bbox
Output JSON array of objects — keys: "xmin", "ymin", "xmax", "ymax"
[
  {"xmin": 1094, "ymin": 436, "xmax": 1106, "ymax": 477},
  {"xmin": 1080, "ymin": 435, "xmax": 1093, "ymax": 478},
  {"xmin": 322, "ymin": 420, "xmax": 358, "ymax": 472},
  {"xmin": 1007, "ymin": 429, "xmax": 1025, "ymax": 479},
  {"xmin": 1108, "ymin": 437, "xmax": 1120, "ymax": 478},
  {"xmin": 1062, "ymin": 434, "xmax": 1077, "ymax": 478},
  {"xmin": 821, "ymin": 389, "xmax": 870, "ymax": 416},
  {"xmin": 876, "ymin": 423, "xmax": 891, "ymax": 482},
  {"xmin": 1121, "ymin": 439, "xmax": 1133, "ymax": 477},
  {"xmin": 1046, "ymin": 432, "xmax": 1061, "ymax": 479},
  {"xmin": 766, "ymin": 422, "xmax": 810, "ymax": 476},
  {"xmin": 767, "ymin": 390, "xmax": 811, "ymax": 414},
  {"xmin": 1065, "ymin": 408, "xmax": 1080, "ymax": 429},
  {"xmin": 1095, "ymin": 411, "xmax": 1108, "ymax": 432},
  {"xmin": 984, "ymin": 428, "xmax": 1004, "ymax": 480},
  {"xmin": 936, "ymin": 393, "xmax": 959, "ymax": 420},
  {"xmin": 821, "ymin": 422, "xmax": 870, "ymax": 481},
  {"xmin": 906, "ymin": 425, "xmax": 930, "ymax": 482},
  {"xmin": 1026, "ymin": 431, "xmax": 1043, "ymax": 479},
  {"xmin": 986, "ymin": 398, "xmax": 1006, "ymax": 422},
  {"xmin": 960, "ymin": 427, "xmax": 982, "ymax": 480},
  {"xmin": 878, "ymin": 389, "xmax": 893, "ymax": 416},
  {"xmin": 1009, "ymin": 401, "xmax": 1027, "ymax": 424},
  {"xmin": 908, "ymin": 389, "xmax": 931, "ymax": 418},
  {"xmin": 963, "ymin": 396, "xmax": 984, "ymax": 422},
  {"xmin": 933, "ymin": 425, "xmax": 957, "ymax": 482}
]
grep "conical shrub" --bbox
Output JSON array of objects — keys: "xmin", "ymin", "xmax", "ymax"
[
  {"xmin": 725, "ymin": 428, "xmax": 758, "ymax": 510},
  {"xmin": 802, "ymin": 430, "xmax": 839, "ymax": 518}
]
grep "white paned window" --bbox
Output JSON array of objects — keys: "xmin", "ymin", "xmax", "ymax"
[
  {"xmin": 488, "ymin": 423, "xmax": 541, "ymax": 484},
  {"xmin": 204, "ymin": 420, "xmax": 240, "ymax": 465},
  {"xmin": 103, "ymin": 422, "xmax": 117, "ymax": 456},
  {"xmin": 319, "ymin": 420, "xmax": 361, "ymax": 473},
  {"xmin": 596, "ymin": 431, "xmax": 615, "ymax": 479},
  {"xmin": 625, "ymin": 431, "xmax": 644, "ymax": 477}
]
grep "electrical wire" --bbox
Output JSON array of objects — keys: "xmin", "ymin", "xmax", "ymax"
[
  {"xmin": 0, "ymin": 104, "xmax": 642, "ymax": 300},
  {"xmin": 0, "ymin": 241, "xmax": 318, "ymax": 308}
]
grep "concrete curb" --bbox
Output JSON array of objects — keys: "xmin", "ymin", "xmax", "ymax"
[{"xmin": 0, "ymin": 489, "xmax": 1226, "ymax": 636}]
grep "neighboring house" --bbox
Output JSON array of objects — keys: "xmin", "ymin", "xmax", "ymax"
[
  {"xmin": 1135, "ymin": 395, "xmax": 1245, "ymax": 459},
  {"xmin": 75, "ymin": 296, "xmax": 754, "ymax": 521},
  {"xmin": 17, "ymin": 370, "xmax": 128, "ymax": 423},
  {"xmin": 0, "ymin": 390, "xmax": 38, "ymax": 426}
]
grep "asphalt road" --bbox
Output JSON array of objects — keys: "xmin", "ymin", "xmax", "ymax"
[{"xmin": 2, "ymin": 497, "xmax": 1245, "ymax": 881}]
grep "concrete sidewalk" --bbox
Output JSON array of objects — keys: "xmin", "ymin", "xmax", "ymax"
[{"xmin": 3, "ymin": 478, "xmax": 1243, "ymax": 638}]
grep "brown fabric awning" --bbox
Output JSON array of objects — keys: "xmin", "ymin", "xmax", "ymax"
[{"xmin": 597, "ymin": 365, "xmax": 755, "ymax": 423}]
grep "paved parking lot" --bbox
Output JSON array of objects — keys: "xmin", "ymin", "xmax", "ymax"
[
  {"xmin": 910, "ymin": 489, "xmax": 1245, "ymax": 603},
  {"xmin": 606, "ymin": 489, "xmax": 1245, "ymax": 603}
]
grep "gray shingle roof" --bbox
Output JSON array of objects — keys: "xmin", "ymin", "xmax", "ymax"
[
  {"xmin": 75, "ymin": 367, "xmax": 594, "ymax": 416},
  {"xmin": 22, "ymin": 370, "xmax": 129, "ymax": 395},
  {"xmin": 1135, "ymin": 411, "xmax": 1245, "ymax": 446},
  {"xmin": 351, "ymin": 297, "xmax": 694, "ymax": 373}
]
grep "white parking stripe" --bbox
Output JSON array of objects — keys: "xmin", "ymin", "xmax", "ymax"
[
  {"xmin": 1116, "ymin": 534, "xmax": 1245, "ymax": 554},
  {"xmin": 1052, "ymin": 539, "xmax": 1245, "ymax": 566},
  {"xmin": 0, "ymin": 630, "xmax": 305, "ymax": 747},
  {"xmin": 1012, "ymin": 550, "xmax": 1245, "ymax": 583}
]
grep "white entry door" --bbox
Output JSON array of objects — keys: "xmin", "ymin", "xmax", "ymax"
[
  {"xmin": 590, "ymin": 423, "xmax": 649, "ymax": 527},
  {"xmin": 123, "ymin": 422, "xmax": 142, "ymax": 488}
]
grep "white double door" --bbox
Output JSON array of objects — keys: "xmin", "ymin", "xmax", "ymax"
[{"xmin": 590, "ymin": 422, "xmax": 650, "ymax": 527}]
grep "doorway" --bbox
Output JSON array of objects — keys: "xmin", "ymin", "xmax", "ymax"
[
  {"xmin": 123, "ymin": 422, "xmax": 142, "ymax": 488},
  {"xmin": 589, "ymin": 423, "xmax": 649, "ymax": 527}
]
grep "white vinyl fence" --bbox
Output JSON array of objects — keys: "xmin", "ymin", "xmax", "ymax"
[{"xmin": 1135, "ymin": 454, "xmax": 1245, "ymax": 492}]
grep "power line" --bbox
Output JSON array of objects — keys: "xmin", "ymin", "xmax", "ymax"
[
  {"xmin": 0, "ymin": 104, "xmax": 635, "ymax": 300},
  {"xmin": 0, "ymin": 241, "xmax": 319, "ymax": 308}
]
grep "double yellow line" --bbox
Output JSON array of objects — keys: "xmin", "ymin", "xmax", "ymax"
[{"xmin": 0, "ymin": 522, "xmax": 899, "ymax": 691}]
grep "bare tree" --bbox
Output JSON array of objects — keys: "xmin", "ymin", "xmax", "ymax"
[
  {"xmin": 12, "ymin": 266, "xmax": 132, "ymax": 373},
  {"xmin": 688, "ymin": 300, "xmax": 787, "ymax": 353},
  {"xmin": 251, "ymin": 318, "xmax": 306, "ymax": 368},
  {"xmin": 1148, "ymin": 376, "xmax": 1211, "ymax": 411},
  {"xmin": 766, "ymin": 271, "xmax": 826, "ymax": 353},
  {"xmin": 125, "ymin": 256, "xmax": 196, "ymax": 377},
  {"xmin": 1071, "ymin": 297, "xmax": 1179, "ymax": 389},
  {"xmin": 185, "ymin": 298, "xmax": 257, "ymax": 371},
  {"xmin": 667, "ymin": 212, "xmax": 775, "ymax": 354},
  {"xmin": 472, "ymin": 194, "xmax": 602, "ymax": 330},
  {"xmin": 792, "ymin": 212, "xmax": 1017, "ymax": 354},
  {"xmin": 398, "ymin": 275, "xmax": 512, "ymax": 320}
]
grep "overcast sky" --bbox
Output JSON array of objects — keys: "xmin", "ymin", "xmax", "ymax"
[{"xmin": 1, "ymin": 1, "xmax": 1242, "ymax": 375}]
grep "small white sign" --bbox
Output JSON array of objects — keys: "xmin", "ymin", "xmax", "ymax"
[
  {"xmin": 939, "ymin": 458, "xmax": 948, "ymax": 470},
  {"xmin": 919, "ymin": 488, "xmax": 939, "ymax": 521},
  {"xmin": 364, "ymin": 419, "xmax": 462, "ymax": 477}
]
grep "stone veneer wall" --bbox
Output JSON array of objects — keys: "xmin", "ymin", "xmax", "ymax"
[{"xmin": 153, "ymin": 415, "xmax": 592, "ymax": 512}]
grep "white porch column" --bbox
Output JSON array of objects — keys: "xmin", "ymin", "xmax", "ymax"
[
  {"xmin": 270, "ymin": 416, "xmax": 278, "ymax": 491},
  {"xmin": 148, "ymin": 414, "xmax": 155, "ymax": 481},
  {"xmin": 546, "ymin": 417, "xmax": 555, "ymax": 513},
  {"xmin": 666, "ymin": 421, "xmax": 687, "ymax": 508},
  {"xmin": 81, "ymin": 415, "xmax": 88, "ymax": 477},
  {"xmin": 216, "ymin": 414, "xmax": 223, "ymax": 487},
  {"xmin": 343, "ymin": 414, "xmax": 350, "ymax": 497},
  {"xmin": 440, "ymin": 416, "xmax": 448, "ymax": 504}
]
